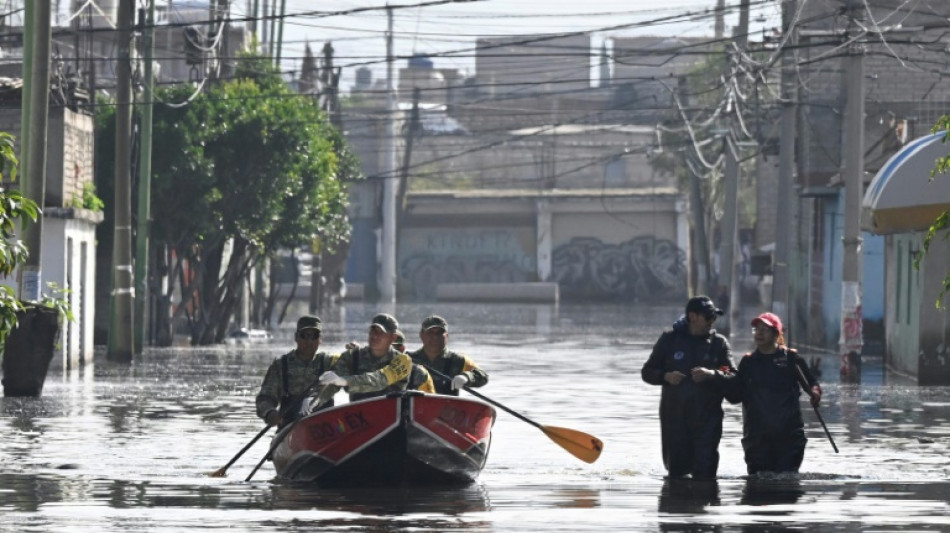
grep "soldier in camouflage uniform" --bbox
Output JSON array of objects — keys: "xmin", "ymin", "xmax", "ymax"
[
  {"xmin": 256, "ymin": 315, "xmax": 337, "ymax": 428},
  {"xmin": 319, "ymin": 313, "xmax": 434, "ymax": 401},
  {"xmin": 409, "ymin": 315, "xmax": 489, "ymax": 395}
]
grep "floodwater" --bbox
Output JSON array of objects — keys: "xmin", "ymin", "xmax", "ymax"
[{"xmin": 1, "ymin": 302, "xmax": 949, "ymax": 532}]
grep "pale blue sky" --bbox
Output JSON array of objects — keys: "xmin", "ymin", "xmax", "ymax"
[{"xmin": 246, "ymin": 0, "xmax": 784, "ymax": 90}]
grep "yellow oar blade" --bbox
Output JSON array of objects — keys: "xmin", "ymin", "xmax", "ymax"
[{"xmin": 541, "ymin": 425, "xmax": 604, "ymax": 464}]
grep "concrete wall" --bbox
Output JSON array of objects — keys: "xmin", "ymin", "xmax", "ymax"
[
  {"xmin": 0, "ymin": 107, "xmax": 93, "ymax": 208},
  {"xmin": 820, "ymin": 192, "xmax": 887, "ymax": 351},
  {"xmin": 394, "ymin": 190, "xmax": 687, "ymax": 301},
  {"xmin": 41, "ymin": 209, "xmax": 102, "ymax": 368},
  {"xmin": 475, "ymin": 34, "xmax": 591, "ymax": 97},
  {"xmin": 917, "ymin": 233, "xmax": 950, "ymax": 384},
  {"xmin": 46, "ymin": 108, "xmax": 95, "ymax": 207},
  {"xmin": 884, "ymin": 233, "xmax": 923, "ymax": 377}
]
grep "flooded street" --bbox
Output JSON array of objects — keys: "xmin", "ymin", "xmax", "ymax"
[{"xmin": 2, "ymin": 302, "xmax": 949, "ymax": 531}]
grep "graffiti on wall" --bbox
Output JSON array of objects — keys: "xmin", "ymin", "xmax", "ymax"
[
  {"xmin": 552, "ymin": 236, "xmax": 687, "ymax": 300},
  {"xmin": 399, "ymin": 228, "xmax": 535, "ymax": 300}
]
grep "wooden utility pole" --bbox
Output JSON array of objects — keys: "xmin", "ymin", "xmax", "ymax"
[{"xmin": 107, "ymin": 0, "xmax": 135, "ymax": 362}]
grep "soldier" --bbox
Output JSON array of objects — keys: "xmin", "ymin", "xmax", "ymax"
[
  {"xmin": 409, "ymin": 315, "xmax": 489, "ymax": 395},
  {"xmin": 256, "ymin": 315, "xmax": 337, "ymax": 428},
  {"xmin": 392, "ymin": 329, "xmax": 408, "ymax": 353},
  {"xmin": 319, "ymin": 313, "xmax": 434, "ymax": 400}
]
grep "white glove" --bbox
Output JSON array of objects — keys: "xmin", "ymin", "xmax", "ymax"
[
  {"xmin": 451, "ymin": 374, "xmax": 469, "ymax": 390},
  {"xmin": 318, "ymin": 371, "xmax": 348, "ymax": 387}
]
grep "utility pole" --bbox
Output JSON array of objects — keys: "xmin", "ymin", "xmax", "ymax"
[
  {"xmin": 379, "ymin": 6, "xmax": 397, "ymax": 303},
  {"xmin": 19, "ymin": 2, "xmax": 32, "ymax": 192},
  {"xmin": 268, "ymin": 0, "xmax": 277, "ymax": 58},
  {"xmin": 679, "ymin": 76, "xmax": 711, "ymax": 296},
  {"xmin": 108, "ymin": 0, "xmax": 135, "ymax": 362},
  {"xmin": 18, "ymin": 0, "xmax": 51, "ymax": 302},
  {"xmin": 714, "ymin": 0, "xmax": 725, "ymax": 40},
  {"xmin": 719, "ymin": 139, "xmax": 740, "ymax": 336},
  {"xmin": 134, "ymin": 0, "xmax": 156, "ymax": 353},
  {"xmin": 840, "ymin": 1, "xmax": 865, "ymax": 382},
  {"xmin": 716, "ymin": 0, "xmax": 750, "ymax": 335},
  {"xmin": 772, "ymin": 0, "xmax": 798, "ymax": 326},
  {"xmin": 275, "ymin": 0, "xmax": 287, "ymax": 67}
]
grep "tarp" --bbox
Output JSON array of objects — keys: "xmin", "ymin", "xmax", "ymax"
[{"xmin": 863, "ymin": 132, "xmax": 950, "ymax": 235}]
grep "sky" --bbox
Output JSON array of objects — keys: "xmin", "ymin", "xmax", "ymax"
[
  {"xmin": 35, "ymin": 1, "xmax": 783, "ymax": 90},
  {"xmin": 232, "ymin": 0, "xmax": 785, "ymax": 92}
]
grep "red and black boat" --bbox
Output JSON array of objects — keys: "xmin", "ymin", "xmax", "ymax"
[{"xmin": 270, "ymin": 391, "xmax": 496, "ymax": 487}]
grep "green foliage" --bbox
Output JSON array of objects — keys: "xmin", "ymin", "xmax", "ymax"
[
  {"xmin": 70, "ymin": 182, "xmax": 105, "ymax": 212},
  {"xmin": 917, "ymin": 120, "xmax": 950, "ymax": 309},
  {"xmin": 37, "ymin": 282, "xmax": 74, "ymax": 323},
  {"xmin": 94, "ymin": 50, "xmax": 363, "ymax": 344},
  {"xmin": 0, "ymin": 135, "xmax": 39, "ymax": 346},
  {"xmin": 0, "ymin": 132, "xmax": 18, "ymax": 182}
]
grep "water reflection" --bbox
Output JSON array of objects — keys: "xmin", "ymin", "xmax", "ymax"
[
  {"xmin": 264, "ymin": 482, "xmax": 493, "ymax": 514},
  {"xmin": 658, "ymin": 479, "xmax": 721, "ymax": 515},
  {"xmin": 658, "ymin": 480, "xmax": 721, "ymax": 531},
  {"xmin": 739, "ymin": 476, "xmax": 804, "ymax": 507}
]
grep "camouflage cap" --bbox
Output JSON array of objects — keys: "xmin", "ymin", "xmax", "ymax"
[
  {"xmin": 296, "ymin": 315, "xmax": 322, "ymax": 332},
  {"xmin": 392, "ymin": 329, "xmax": 406, "ymax": 346},
  {"xmin": 421, "ymin": 315, "xmax": 448, "ymax": 332},
  {"xmin": 370, "ymin": 313, "xmax": 399, "ymax": 333}
]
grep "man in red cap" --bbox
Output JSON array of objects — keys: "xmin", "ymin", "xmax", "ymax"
[
  {"xmin": 641, "ymin": 296, "xmax": 736, "ymax": 480},
  {"xmin": 728, "ymin": 311, "xmax": 822, "ymax": 475}
]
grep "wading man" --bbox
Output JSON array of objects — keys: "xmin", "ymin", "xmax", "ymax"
[{"xmin": 641, "ymin": 296, "xmax": 736, "ymax": 480}]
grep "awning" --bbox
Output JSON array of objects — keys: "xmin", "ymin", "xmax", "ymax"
[{"xmin": 863, "ymin": 132, "xmax": 950, "ymax": 235}]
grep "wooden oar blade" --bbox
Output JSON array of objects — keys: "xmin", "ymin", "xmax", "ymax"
[{"xmin": 541, "ymin": 425, "xmax": 604, "ymax": 464}]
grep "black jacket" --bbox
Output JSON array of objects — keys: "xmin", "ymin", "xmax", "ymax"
[
  {"xmin": 730, "ymin": 347, "xmax": 819, "ymax": 437},
  {"xmin": 641, "ymin": 318, "xmax": 736, "ymax": 421}
]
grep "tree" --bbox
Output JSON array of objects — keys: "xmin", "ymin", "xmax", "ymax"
[
  {"xmin": 0, "ymin": 132, "xmax": 37, "ymax": 346},
  {"xmin": 916, "ymin": 117, "xmax": 950, "ymax": 308},
  {"xmin": 0, "ymin": 132, "xmax": 71, "ymax": 350},
  {"xmin": 95, "ymin": 52, "xmax": 362, "ymax": 345}
]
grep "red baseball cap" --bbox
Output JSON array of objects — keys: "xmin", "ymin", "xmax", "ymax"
[{"xmin": 751, "ymin": 312, "xmax": 783, "ymax": 335}]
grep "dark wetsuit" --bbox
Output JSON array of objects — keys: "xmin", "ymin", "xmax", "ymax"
[
  {"xmin": 731, "ymin": 347, "xmax": 819, "ymax": 475},
  {"xmin": 641, "ymin": 318, "xmax": 735, "ymax": 480}
]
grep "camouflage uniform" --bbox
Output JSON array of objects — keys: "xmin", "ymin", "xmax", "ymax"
[
  {"xmin": 410, "ymin": 348, "xmax": 488, "ymax": 396},
  {"xmin": 256, "ymin": 349, "xmax": 338, "ymax": 426},
  {"xmin": 331, "ymin": 346, "xmax": 434, "ymax": 401}
]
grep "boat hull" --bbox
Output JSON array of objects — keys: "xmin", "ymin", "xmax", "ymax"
[{"xmin": 271, "ymin": 391, "xmax": 495, "ymax": 487}]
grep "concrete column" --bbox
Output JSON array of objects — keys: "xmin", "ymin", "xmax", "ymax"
[{"xmin": 536, "ymin": 199, "xmax": 552, "ymax": 281}]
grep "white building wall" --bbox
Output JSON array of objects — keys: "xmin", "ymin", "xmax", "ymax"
[{"xmin": 41, "ymin": 209, "xmax": 101, "ymax": 368}]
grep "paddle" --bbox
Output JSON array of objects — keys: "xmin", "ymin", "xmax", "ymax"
[
  {"xmin": 794, "ymin": 364, "xmax": 839, "ymax": 453},
  {"xmin": 208, "ymin": 424, "xmax": 273, "ymax": 477},
  {"xmin": 423, "ymin": 366, "xmax": 604, "ymax": 464}
]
